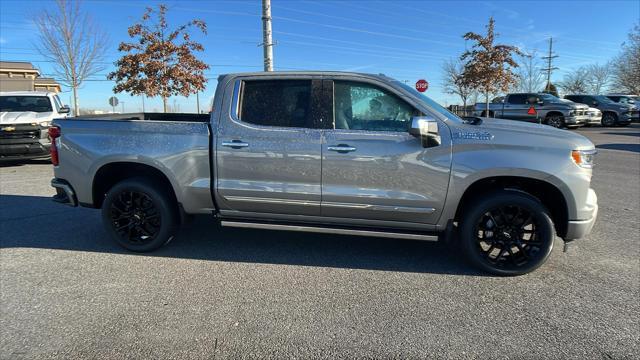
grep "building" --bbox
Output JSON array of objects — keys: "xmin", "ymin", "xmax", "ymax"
[{"xmin": 0, "ymin": 61, "xmax": 61, "ymax": 93}]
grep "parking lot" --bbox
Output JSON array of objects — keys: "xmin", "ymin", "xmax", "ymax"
[{"xmin": 0, "ymin": 125, "xmax": 638, "ymax": 359}]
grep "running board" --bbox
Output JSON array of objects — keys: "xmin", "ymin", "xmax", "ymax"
[{"xmin": 220, "ymin": 221, "xmax": 439, "ymax": 241}]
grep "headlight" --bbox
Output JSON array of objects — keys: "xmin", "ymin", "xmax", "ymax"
[
  {"xmin": 39, "ymin": 121, "xmax": 51, "ymax": 127},
  {"xmin": 569, "ymin": 110, "xmax": 576, "ymax": 116},
  {"xmin": 572, "ymin": 149, "xmax": 596, "ymax": 169}
]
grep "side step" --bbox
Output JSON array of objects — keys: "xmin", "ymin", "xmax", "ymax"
[{"xmin": 220, "ymin": 220, "xmax": 439, "ymax": 241}]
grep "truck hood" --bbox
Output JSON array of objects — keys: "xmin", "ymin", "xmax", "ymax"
[
  {"xmin": 461, "ymin": 117, "xmax": 594, "ymax": 150},
  {"xmin": 0, "ymin": 111, "xmax": 54, "ymax": 125},
  {"xmin": 554, "ymin": 99, "xmax": 589, "ymax": 110}
]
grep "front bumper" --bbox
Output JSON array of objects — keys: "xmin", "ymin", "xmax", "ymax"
[
  {"xmin": 586, "ymin": 115, "xmax": 602, "ymax": 125},
  {"xmin": 565, "ymin": 115, "xmax": 589, "ymax": 126},
  {"xmin": 565, "ymin": 188, "xmax": 598, "ymax": 240},
  {"xmin": 0, "ymin": 124, "xmax": 51, "ymax": 161},
  {"xmin": 620, "ymin": 112, "xmax": 639, "ymax": 123}
]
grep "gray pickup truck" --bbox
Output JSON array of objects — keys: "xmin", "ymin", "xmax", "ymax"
[
  {"xmin": 49, "ymin": 72, "xmax": 598, "ymax": 275},
  {"xmin": 474, "ymin": 93, "xmax": 589, "ymax": 129},
  {"xmin": 565, "ymin": 94, "xmax": 638, "ymax": 126}
]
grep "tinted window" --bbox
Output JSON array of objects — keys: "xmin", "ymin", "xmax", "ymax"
[
  {"xmin": 334, "ymin": 81, "xmax": 417, "ymax": 132},
  {"xmin": 508, "ymin": 94, "xmax": 527, "ymax": 104},
  {"xmin": 0, "ymin": 96, "xmax": 53, "ymax": 113},
  {"xmin": 240, "ymin": 80, "xmax": 312, "ymax": 128}
]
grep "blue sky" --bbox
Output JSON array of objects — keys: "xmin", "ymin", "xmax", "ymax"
[{"xmin": 1, "ymin": 0, "xmax": 638, "ymax": 112}]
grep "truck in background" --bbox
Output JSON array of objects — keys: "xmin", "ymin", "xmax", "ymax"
[
  {"xmin": 0, "ymin": 91, "xmax": 70, "ymax": 161},
  {"xmin": 473, "ymin": 93, "xmax": 589, "ymax": 129},
  {"xmin": 564, "ymin": 94, "xmax": 638, "ymax": 126}
]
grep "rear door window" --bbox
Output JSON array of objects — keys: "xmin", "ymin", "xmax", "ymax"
[
  {"xmin": 239, "ymin": 80, "xmax": 313, "ymax": 128},
  {"xmin": 507, "ymin": 94, "xmax": 527, "ymax": 104}
]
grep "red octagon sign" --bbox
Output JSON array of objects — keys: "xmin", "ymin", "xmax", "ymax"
[{"xmin": 415, "ymin": 79, "xmax": 429, "ymax": 92}]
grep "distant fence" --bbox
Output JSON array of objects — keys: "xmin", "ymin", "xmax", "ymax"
[{"xmin": 448, "ymin": 105, "xmax": 475, "ymax": 117}]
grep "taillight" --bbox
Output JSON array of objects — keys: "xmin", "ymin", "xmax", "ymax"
[{"xmin": 48, "ymin": 126, "xmax": 61, "ymax": 166}]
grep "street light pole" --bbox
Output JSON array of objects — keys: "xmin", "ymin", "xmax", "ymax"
[{"xmin": 261, "ymin": 0, "xmax": 274, "ymax": 71}]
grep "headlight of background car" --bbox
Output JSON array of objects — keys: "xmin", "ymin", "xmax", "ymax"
[
  {"xmin": 572, "ymin": 149, "xmax": 597, "ymax": 169},
  {"xmin": 569, "ymin": 110, "xmax": 576, "ymax": 116},
  {"xmin": 39, "ymin": 121, "xmax": 51, "ymax": 127}
]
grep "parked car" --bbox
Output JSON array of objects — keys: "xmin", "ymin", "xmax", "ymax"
[
  {"xmin": 585, "ymin": 107, "xmax": 602, "ymax": 127},
  {"xmin": 473, "ymin": 93, "xmax": 589, "ymax": 128},
  {"xmin": 564, "ymin": 95, "xmax": 638, "ymax": 126},
  {"xmin": 0, "ymin": 91, "xmax": 70, "ymax": 161},
  {"xmin": 49, "ymin": 72, "xmax": 598, "ymax": 276},
  {"xmin": 605, "ymin": 94, "xmax": 639, "ymax": 108}
]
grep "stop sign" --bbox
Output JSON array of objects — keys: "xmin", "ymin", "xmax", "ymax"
[{"xmin": 415, "ymin": 79, "xmax": 428, "ymax": 92}]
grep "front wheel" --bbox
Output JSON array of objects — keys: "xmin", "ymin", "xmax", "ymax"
[
  {"xmin": 601, "ymin": 113, "xmax": 617, "ymax": 127},
  {"xmin": 460, "ymin": 190, "xmax": 555, "ymax": 276},
  {"xmin": 102, "ymin": 177, "xmax": 178, "ymax": 252},
  {"xmin": 545, "ymin": 115, "xmax": 565, "ymax": 128}
]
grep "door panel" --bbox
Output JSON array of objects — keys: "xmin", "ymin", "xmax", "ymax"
[
  {"xmin": 215, "ymin": 79, "xmax": 322, "ymax": 216},
  {"xmin": 321, "ymin": 80, "xmax": 451, "ymax": 224}
]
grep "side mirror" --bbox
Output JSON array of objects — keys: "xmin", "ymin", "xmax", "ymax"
[
  {"xmin": 59, "ymin": 105, "xmax": 70, "ymax": 114},
  {"xmin": 409, "ymin": 116, "xmax": 441, "ymax": 148}
]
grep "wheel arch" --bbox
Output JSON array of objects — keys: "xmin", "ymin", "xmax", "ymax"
[
  {"xmin": 545, "ymin": 111, "xmax": 564, "ymax": 119},
  {"xmin": 92, "ymin": 161, "xmax": 179, "ymax": 210},
  {"xmin": 453, "ymin": 176, "xmax": 569, "ymax": 238}
]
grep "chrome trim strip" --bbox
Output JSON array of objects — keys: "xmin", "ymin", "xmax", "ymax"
[
  {"xmin": 327, "ymin": 146, "xmax": 357, "ymax": 152},
  {"xmin": 322, "ymin": 202, "xmax": 436, "ymax": 213},
  {"xmin": 221, "ymin": 141, "xmax": 249, "ymax": 148},
  {"xmin": 225, "ymin": 196, "xmax": 320, "ymax": 206},
  {"xmin": 220, "ymin": 221, "xmax": 439, "ymax": 241}
]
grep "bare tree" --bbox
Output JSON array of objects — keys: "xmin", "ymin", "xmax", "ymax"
[
  {"xmin": 35, "ymin": 0, "xmax": 108, "ymax": 116},
  {"xmin": 441, "ymin": 58, "xmax": 474, "ymax": 114},
  {"xmin": 559, "ymin": 68, "xmax": 589, "ymax": 94},
  {"xmin": 612, "ymin": 24, "xmax": 640, "ymax": 94},
  {"xmin": 585, "ymin": 63, "xmax": 612, "ymax": 94},
  {"xmin": 108, "ymin": 4, "xmax": 209, "ymax": 113},
  {"xmin": 460, "ymin": 17, "xmax": 522, "ymax": 114},
  {"xmin": 513, "ymin": 51, "xmax": 545, "ymax": 93}
]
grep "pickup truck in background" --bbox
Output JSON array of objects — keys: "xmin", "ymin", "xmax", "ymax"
[
  {"xmin": 565, "ymin": 94, "xmax": 638, "ymax": 126},
  {"xmin": 0, "ymin": 91, "xmax": 70, "ymax": 161},
  {"xmin": 605, "ymin": 94, "xmax": 639, "ymax": 110},
  {"xmin": 49, "ymin": 72, "xmax": 599, "ymax": 276},
  {"xmin": 474, "ymin": 93, "xmax": 589, "ymax": 129}
]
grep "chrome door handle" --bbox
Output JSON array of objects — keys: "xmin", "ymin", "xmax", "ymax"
[
  {"xmin": 328, "ymin": 145, "xmax": 356, "ymax": 153},
  {"xmin": 222, "ymin": 140, "xmax": 249, "ymax": 149}
]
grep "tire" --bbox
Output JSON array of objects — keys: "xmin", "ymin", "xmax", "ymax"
[
  {"xmin": 545, "ymin": 114, "xmax": 565, "ymax": 129},
  {"xmin": 601, "ymin": 112, "xmax": 617, "ymax": 127},
  {"xmin": 460, "ymin": 190, "xmax": 555, "ymax": 276},
  {"xmin": 101, "ymin": 177, "xmax": 178, "ymax": 252}
]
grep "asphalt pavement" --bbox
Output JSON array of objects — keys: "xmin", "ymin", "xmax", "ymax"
[{"xmin": 1, "ymin": 124, "xmax": 639, "ymax": 359}]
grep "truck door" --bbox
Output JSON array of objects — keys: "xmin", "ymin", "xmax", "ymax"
[
  {"xmin": 215, "ymin": 78, "xmax": 323, "ymax": 216},
  {"xmin": 502, "ymin": 94, "xmax": 528, "ymax": 120},
  {"xmin": 320, "ymin": 79, "xmax": 451, "ymax": 225}
]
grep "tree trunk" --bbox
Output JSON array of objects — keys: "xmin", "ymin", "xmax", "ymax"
[
  {"xmin": 485, "ymin": 91, "xmax": 490, "ymax": 116},
  {"xmin": 162, "ymin": 97, "xmax": 168, "ymax": 113},
  {"xmin": 72, "ymin": 85, "xmax": 79, "ymax": 116}
]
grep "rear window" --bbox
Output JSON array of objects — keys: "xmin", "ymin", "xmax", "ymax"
[
  {"xmin": 239, "ymin": 80, "xmax": 312, "ymax": 128},
  {"xmin": 0, "ymin": 96, "xmax": 53, "ymax": 113}
]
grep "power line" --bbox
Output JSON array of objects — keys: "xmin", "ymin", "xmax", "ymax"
[{"xmin": 541, "ymin": 37, "xmax": 559, "ymax": 90}]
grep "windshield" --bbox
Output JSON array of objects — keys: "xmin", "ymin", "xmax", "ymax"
[
  {"xmin": 0, "ymin": 96, "xmax": 53, "ymax": 113},
  {"xmin": 394, "ymin": 81, "xmax": 462, "ymax": 122},
  {"xmin": 539, "ymin": 93, "xmax": 559, "ymax": 101}
]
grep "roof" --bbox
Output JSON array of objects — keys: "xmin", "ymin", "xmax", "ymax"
[
  {"xmin": 218, "ymin": 71, "xmax": 391, "ymax": 81},
  {"xmin": 34, "ymin": 77, "xmax": 59, "ymax": 85},
  {"xmin": 0, "ymin": 91, "xmax": 55, "ymax": 96},
  {"xmin": 0, "ymin": 61, "xmax": 37, "ymax": 70}
]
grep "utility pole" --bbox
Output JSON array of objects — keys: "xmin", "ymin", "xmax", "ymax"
[
  {"xmin": 142, "ymin": 96, "xmax": 145, "ymax": 113},
  {"xmin": 261, "ymin": 0, "xmax": 274, "ymax": 71},
  {"xmin": 541, "ymin": 37, "xmax": 559, "ymax": 91},
  {"xmin": 196, "ymin": 92, "xmax": 200, "ymax": 114}
]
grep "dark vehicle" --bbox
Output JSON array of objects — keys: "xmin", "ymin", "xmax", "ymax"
[
  {"xmin": 474, "ymin": 93, "xmax": 589, "ymax": 129},
  {"xmin": 564, "ymin": 95, "xmax": 638, "ymax": 126}
]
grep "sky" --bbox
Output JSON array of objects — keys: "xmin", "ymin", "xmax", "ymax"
[{"xmin": 1, "ymin": 0, "xmax": 638, "ymax": 113}]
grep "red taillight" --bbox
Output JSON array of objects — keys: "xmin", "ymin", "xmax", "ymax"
[{"xmin": 48, "ymin": 126, "xmax": 60, "ymax": 166}]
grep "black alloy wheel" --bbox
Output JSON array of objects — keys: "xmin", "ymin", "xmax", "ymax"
[
  {"xmin": 102, "ymin": 177, "xmax": 178, "ymax": 252},
  {"xmin": 546, "ymin": 115, "xmax": 565, "ymax": 128},
  {"xmin": 460, "ymin": 190, "xmax": 555, "ymax": 276},
  {"xmin": 601, "ymin": 113, "xmax": 617, "ymax": 127}
]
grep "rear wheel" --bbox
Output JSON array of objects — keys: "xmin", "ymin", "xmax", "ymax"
[
  {"xmin": 101, "ymin": 177, "xmax": 178, "ymax": 252},
  {"xmin": 545, "ymin": 114, "xmax": 565, "ymax": 128},
  {"xmin": 601, "ymin": 112, "xmax": 617, "ymax": 127},
  {"xmin": 460, "ymin": 190, "xmax": 555, "ymax": 276}
]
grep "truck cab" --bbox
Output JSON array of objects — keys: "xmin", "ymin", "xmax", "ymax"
[{"xmin": 0, "ymin": 91, "xmax": 70, "ymax": 161}]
